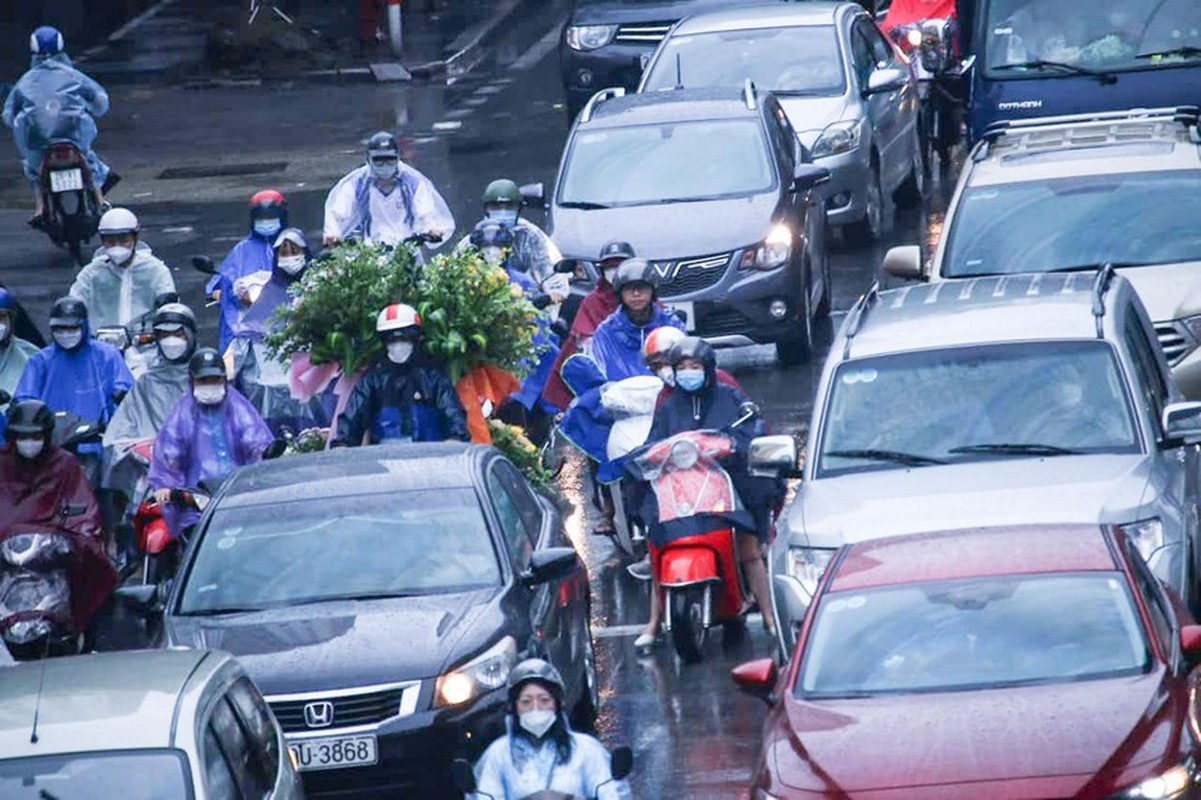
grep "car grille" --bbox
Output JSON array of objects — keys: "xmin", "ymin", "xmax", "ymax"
[
  {"xmin": 614, "ymin": 21, "xmax": 674, "ymax": 45},
  {"xmin": 266, "ymin": 682, "xmax": 419, "ymax": 734},
  {"xmin": 656, "ymin": 253, "xmax": 732, "ymax": 298},
  {"xmin": 1156, "ymin": 321, "xmax": 1193, "ymax": 366},
  {"xmin": 698, "ymin": 307, "xmax": 754, "ymax": 337}
]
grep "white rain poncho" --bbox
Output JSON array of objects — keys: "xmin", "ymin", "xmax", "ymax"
[
  {"xmin": 323, "ymin": 162, "xmax": 455, "ymax": 248},
  {"xmin": 2, "ymin": 53, "xmax": 110, "ymax": 184},
  {"xmin": 0, "ymin": 337, "xmax": 40, "ymax": 414},
  {"xmin": 69, "ymin": 241, "xmax": 176, "ymax": 329},
  {"xmin": 101, "ymin": 353, "xmax": 190, "ymax": 490}
]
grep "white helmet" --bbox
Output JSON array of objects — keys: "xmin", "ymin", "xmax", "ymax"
[
  {"xmin": 642, "ymin": 325, "xmax": 685, "ymax": 364},
  {"xmin": 376, "ymin": 303, "xmax": 422, "ymax": 337},
  {"xmin": 98, "ymin": 207, "xmax": 140, "ymax": 237}
]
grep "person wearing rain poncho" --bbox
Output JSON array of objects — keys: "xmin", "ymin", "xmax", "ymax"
[
  {"xmin": 209, "ymin": 190, "xmax": 289, "ymax": 354},
  {"xmin": 322, "ymin": 131, "xmax": 454, "ymax": 250},
  {"xmin": 0, "ymin": 288, "xmax": 41, "ymax": 433},
  {"xmin": 69, "ymin": 207, "xmax": 176, "ymax": 331},
  {"xmin": 2, "ymin": 26, "xmax": 114, "ymax": 221},
  {"xmin": 456, "ymin": 178, "xmax": 559, "ymax": 284}
]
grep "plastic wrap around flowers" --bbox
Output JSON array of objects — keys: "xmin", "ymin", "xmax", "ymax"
[{"xmin": 488, "ymin": 419, "xmax": 552, "ymax": 490}]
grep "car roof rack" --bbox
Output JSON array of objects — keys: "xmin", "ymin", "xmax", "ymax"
[
  {"xmin": 1091, "ymin": 263, "xmax": 1116, "ymax": 338},
  {"xmin": 841, "ymin": 282, "xmax": 880, "ymax": 359},
  {"xmin": 743, "ymin": 79, "xmax": 757, "ymax": 111},
  {"xmin": 974, "ymin": 106, "xmax": 1201, "ymax": 161},
  {"xmin": 579, "ymin": 87, "xmax": 627, "ymax": 124}
]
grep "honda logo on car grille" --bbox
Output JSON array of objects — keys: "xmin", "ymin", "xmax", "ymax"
[{"xmin": 303, "ymin": 701, "xmax": 334, "ymax": 728}]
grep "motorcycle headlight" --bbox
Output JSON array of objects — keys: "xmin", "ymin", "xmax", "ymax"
[
  {"xmin": 3, "ymin": 618, "xmax": 52, "ymax": 645},
  {"xmin": 788, "ymin": 547, "xmax": 836, "ymax": 597},
  {"xmin": 811, "ymin": 120, "xmax": 862, "ymax": 159},
  {"xmin": 1111, "ymin": 760, "xmax": 1195, "ymax": 799},
  {"xmin": 669, "ymin": 440, "xmax": 701, "ymax": 470},
  {"xmin": 566, "ymin": 24, "xmax": 617, "ymax": 52},
  {"xmin": 435, "ymin": 636, "xmax": 518, "ymax": 708},
  {"xmin": 906, "ymin": 28, "xmax": 923, "ymax": 49},
  {"xmin": 1, "ymin": 533, "xmax": 71, "ymax": 569},
  {"xmin": 1119, "ymin": 519, "xmax": 1165, "ymax": 564},
  {"xmin": 738, "ymin": 225, "xmax": 793, "ymax": 272}
]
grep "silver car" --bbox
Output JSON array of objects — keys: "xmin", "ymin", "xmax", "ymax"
[
  {"xmin": 638, "ymin": 1, "xmax": 922, "ymax": 242},
  {"xmin": 0, "ymin": 649, "xmax": 305, "ymax": 799},
  {"xmin": 751, "ymin": 270, "xmax": 1201, "ymax": 654}
]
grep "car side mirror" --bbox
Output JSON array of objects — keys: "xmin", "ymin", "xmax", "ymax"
[
  {"xmin": 749, "ymin": 435, "xmax": 801, "ymax": 479},
  {"xmin": 610, "ymin": 746, "xmax": 634, "ymax": 781},
  {"xmin": 731, "ymin": 658, "xmax": 779, "ymax": 704},
  {"xmin": 1163, "ymin": 402, "xmax": 1201, "ymax": 446},
  {"xmin": 792, "ymin": 164, "xmax": 831, "ymax": 193},
  {"xmin": 554, "ymin": 258, "xmax": 581, "ymax": 275},
  {"xmin": 191, "ymin": 255, "xmax": 217, "ymax": 275},
  {"xmin": 865, "ymin": 67, "xmax": 908, "ymax": 96},
  {"xmin": 451, "ymin": 758, "xmax": 477, "ymax": 793},
  {"xmin": 882, "ymin": 245, "xmax": 923, "ymax": 280},
  {"xmin": 1182, "ymin": 625, "xmax": 1201, "ymax": 658},
  {"xmin": 520, "ymin": 547, "xmax": 580, "ymax": 586},
  {"xmin": 115, "ymin": 583, "xmax": 167, "ymax": 616}
]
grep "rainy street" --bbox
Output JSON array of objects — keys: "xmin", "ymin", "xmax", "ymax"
[{"xmin": 0, "ymin": 1, "xmax": 945, "ymax": 796}]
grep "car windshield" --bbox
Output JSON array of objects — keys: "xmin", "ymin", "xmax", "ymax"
[
  {"xmin": 944, "ymin": 171, "xmax": 1201, "ymax": 277},
  {"xmin": 0, "ymin": 750, "xmax": 192, "ymax": 799},
  {"xmin": 799, "ymin": 574, "xmax": 1150, "ymax": 697},
  {"xmin": 642, "ymin": 26, "xmax": 845, "ymax": 96},
  {"xmin": 984, "ymin": 0, "xmax": 1201, "ymax": 75},
  {"xmin": 817, "ymin": 342, "xmax": 1139, "ymax": 476},
  {"xmin": 558, "ymin": 120, "xmax": 775, "ymax": 207},
  {"xmin": 178, "ymin": 489, "xmax": 500, "ymax": 614}
]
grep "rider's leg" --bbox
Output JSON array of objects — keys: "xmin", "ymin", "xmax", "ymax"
[
  {"xmin": 636, "ymin": 580, "xmax": 661, "ymax": 648},
  {"xmin": 737, "ymin": 532, "xmax": 776, "ymax": 635}
]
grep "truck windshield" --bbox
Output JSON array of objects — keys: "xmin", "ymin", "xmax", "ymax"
[{"xmin": 984, "ymin": 0, "xmax": 1201, "ymax": 76}]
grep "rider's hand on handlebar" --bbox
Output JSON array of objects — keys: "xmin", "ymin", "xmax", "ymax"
[
  {"xmin": 323, "ymin": 234, "xmax": 341, "ymax": 247},
  {"xmin": 153, "ymin": 488, "xmax": 173, "ymax": 505}
]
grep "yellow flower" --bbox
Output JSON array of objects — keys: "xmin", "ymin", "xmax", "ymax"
[
  {"xmin": 509, "ymin": 284, "xmax": 525, "ymax": 299},
  {"xmin": 523, "ymin": 442, "xmax": 537, "ymax": 454}
]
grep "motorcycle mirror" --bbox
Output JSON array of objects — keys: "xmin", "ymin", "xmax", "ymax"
[
  {"xmin": 450, "ymin": 759, "xmax": 478, "ymax": 793},
  {"xmin": 610, "ymin": 746, "xmax": 634, "ymax": 780},
  {"xmin": 263, "ymin": 438, "xmax": 288, "ymax": 460},
  {"xmin": 153, "ymin": 291, "xmax": 180, "ymax": 309},
  {"xmin": 114, "ymin": 583, "xmax": 166, "ymax": 617},
  {"xmin": 672, "ymin": 308, "xmax": 689, "ymax": 325},
  {"xmin": 518, "ymin": 182, "xmax": 546, "ymax": 207},
  {"xmin": 553, "ymin": 258, "xmax": 579, "ymax": 275},
  {"xmin": 549, "ymin": 318, "xmax": 570, "ymax": 340},
  {"xmin": 191, "ymin": 255, "xmax": 217, "ymax": 275},
  {"xmin": 739, "ymin": 401, "xmax": 760, "ymax": 419}
]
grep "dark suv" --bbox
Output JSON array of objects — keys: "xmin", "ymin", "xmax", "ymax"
[
  {"xmin": 559, "ymin": 0, "xmax": 767, "ymax": 120},
  {"xmin": 550, "ymin": 85, "xmax": 831, "ymax": 364}
]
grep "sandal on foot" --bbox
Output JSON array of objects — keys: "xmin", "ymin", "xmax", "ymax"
[{"xmin": 634, "ymin": 632, "xmax": 657, "ymax": 649}]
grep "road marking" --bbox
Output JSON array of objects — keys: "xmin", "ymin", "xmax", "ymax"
[
  {"xmin": 162, "ymin": 226, "xmax": 194, "ymax": 234},
  {"xmin": 108, "ymin": 0, "xmax": 181, "ymax": 42},
  {"xmin": 432, "ymin": 120, "xmax": 463, "ymax": 131},
  {"xmin": 512, "ymin": 17, "xmax": 566, "ymax": 72}
]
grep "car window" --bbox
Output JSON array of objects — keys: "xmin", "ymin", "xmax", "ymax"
[
  {"xmin": 203, "ymin": 726, "xmax": 239, "ymax": 799},
  {"xmin": 487, "ymin": 465, "xmax": 535, "ymax": 569},
  {"xmin": 210, "ymin": 696, "xmax": 271, "ymax": 799},
  {"xmin": 864, "ymin": 21, "xmax": 895, "ymax": 66},
  {"xmin": 1124, "ymin": 312, "xmax": 1167, "ymax": 433},
  {"xmin": 1125, "ymin": 539, "xmax": 1174, "ymax": 658},
  {"xmin": 496, "ymin": 460, "xmax": 544, "ymax": 544},
  {"xmin": 765, "ymin": 103, "xmax": 795, "ymax": 170},
  {"xmin": 228, "ymin": 678, "xmax": 280, "ymax": 787},
  {"xmin": 850, "ymin": 23, "xmax": 877, "ymax": 85}
]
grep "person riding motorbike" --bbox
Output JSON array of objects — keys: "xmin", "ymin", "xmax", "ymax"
[
  {"xmin": 148, "ymin": 348, "xmax": 275, "ymax": 537},
  {"xmin": 68, "ymin": 207, "xmax": 176, "ymax": 331},
  {"xmin": 2, "ymin": 26, "xmax": 115, "ymax": 223},
  {"xmin": 322, "ymin": 131, "xmax": 454, "ymax": 249},
  {"xmin": 332, "ymin": 303, "xmax": 470, "ymax": 446},
  {"xmin": 882, "ymin": 0, "xmax": 958, "ymax": 38},
  {"xmin": 0, "ymin": 288, "xmax": 40, "ymax": 416},
  {"xmin": 635, "ymin": 337, "xmax": 780, "ymax": 647},
  {"xmin": 474, "ymin": 659, "xmax": 632, "ymax": 800},
  {"xmin": 588, "ymin": 259, "xmax": 685, "ymax": 383},
  {"xmin": 456, "ymin": 179, "xmax": 559, "ymax": 283},
  {"xmin": 210, "ymin": 190, "xmax": 289, "ymax": 353}
]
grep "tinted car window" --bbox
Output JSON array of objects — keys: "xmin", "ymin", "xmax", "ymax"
[
  {"xmin": 228, "ymin": 678, "xmax": 280, "ymax": 787},
  {"xmin": 211, "ymin": 696, "xmax": 270, "ymax": 799},
  {"xmin": 487, "ymin": 466, "xmax": 534, "ymax": 569},
  {"xmin": 1124, "ymin": 312, "xmax": 1167, "ymax": 432},
  {"xmin": 203, "ymin": 726, "xmax": 239, "ymax": 799},
  {"xmin": 850, "ymin": 23, "xmax": 878, "ymax": 84},
  {"xmin": 0, "ymin": 751, "xmax": 193, "ymax": 799},
  {"xmin": 496, "ymin": 460, "xmax": 544, "ymax": 544}
]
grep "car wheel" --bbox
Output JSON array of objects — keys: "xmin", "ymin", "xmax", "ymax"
[
  {"xmin": 775, "ymin": 261, "xmax": 814, "ymax": 366},
  {"xmin": 896, "ymin": 134, "xmax": 926, "ymax": 208},
  {"xmin": 845, "ymin": 161, "xmax": 885, "ymax": 244},
  {"xmin": 570, "ymin": 615, "xmax": 599, "ymax": 732},
  {"xmin": 669, "ymin": 588, "xmax": 708, "ymax": 664},
  {"xmin": 815, "ymin": 250, "xmax": 832, "ymax": 319}
]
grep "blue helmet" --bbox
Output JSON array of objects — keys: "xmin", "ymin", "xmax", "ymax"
[
  {"xmin": 30, "ymin": 26, "xmax": 64, "ymax": 56},
  {"xmin": 0, "ymin": 288, "xmax": 17, "ymax": 313}
]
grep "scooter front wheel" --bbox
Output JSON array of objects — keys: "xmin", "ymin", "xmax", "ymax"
[{"xmin": 669, "ymin": 587, "xmax": 707, "ymax": 664}]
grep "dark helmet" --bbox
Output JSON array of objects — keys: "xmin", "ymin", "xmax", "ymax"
[
  {"xmin": 0, "ymin": 287, "xmax": 18, "ymax": 313},
  {"xmin": 189, "ymin": 348, "xmax": 226, "ymax": 380},
  {"xmin": 30, "ymin": 26, "xmax": 64, "ymax": 56},
  {"xmin": 250, "ymin": 189, "xmax": 287, "ymax": 220},
  {"xmin": 597, "ymin": 240, "xmax": 635, "ymax": 263},
  {"xmin": 670, "ymin": 336, "xmax": 717, "ymax": 383},
  {"xmin": 366, "ymin": 131, "xmax": 400, "ymax": 160},
  {"xmin": 152, "ymin": 303, "xmax": 197, "ymax": 335},
  {"xmin": 611, "ymin": 258, "xmax": 658, "ymax": 296},
  {"xmin": 6, "ymin": 400, "xmax": 54, "ymax": 439},
  {"xmin": 507, "ymin": 659, "xmax": 566, "ymax": 710},
  {"xmin": 49, "ymin": 296, "xmax": 87, "ymax": 328},
  {"xmin": 469, "ymin": 219, "xmax": 515, "ymax": 249},
  {"xmin": 483, "ymin": 179, "xmax": 521, "ymax": 207}
]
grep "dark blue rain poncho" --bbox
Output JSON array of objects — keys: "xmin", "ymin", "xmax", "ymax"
[
  {"xmin": 505, "ymin": 263, "xmax": 561, "ymax": 415},
  {"xmin": 557, "ymin": 354, "xmax": 611, "ymax": 466},
  {"xmin": 589, "ymin": 306, "xmax": 685, "ymax": 384},
  {"xmin": 210, "ymin": 228, "xmax": 277, "ymax": 354},
  {"xmin": 2, "ymin": 53, "xmax": 110, "ymax": 185}
]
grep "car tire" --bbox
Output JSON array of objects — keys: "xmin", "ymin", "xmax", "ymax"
[
  {"xmin": 776, "ymin": 261, "xmax": 814, "ymax": 366},
  {"xmin": 845, "ymin": 160, "xmax": 886, "ymax": 244},
  {"xmin": 895, "ymin": 134, "xmax": 926, "ymax": 208}
]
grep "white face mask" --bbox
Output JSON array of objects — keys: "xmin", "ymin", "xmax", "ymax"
[
  {"xmin": 603, "ymin": 267, "xmax": 618, "ymax": 285},
  {"xmin": 482, "ymin": 247, "xmax": 505, "ymax": 268},
  {"xmin": 158, "ymin": 336, "xmax": 189, "ymax": 361},
  {"xmin": 193, "ymin": 384, "xmax": 226, "ymax": 405},
  {"xmin": 518, "ymin": 709, "xmax": 556, "ymax": 739},
  {"xmin": 387, "ymin": 341, "xmax": 414, "ymax": 365},
  {"xmin": 53, "ymin": 329, "xmax": 83, "ymax": 350},
  {"xmin": 371, "ymin": 160, "xmax": 399, "ymax": 181},
  {"xmin": 277, "ymin": 254, "xmax": 306, "ymax": 275},
  {"xmin": 656, "ymin": 365, "xmax": 675, "ymax": 386},
  {"xmin": 15, "ymin": 438, "xmax": 44, "ymax": 459},
  {"xmin": 106, "ymin": 245, "xmax": 133, "ymax": 265},
  {"xmin": 0, "ymin": 322, "xmax": 9, "ymax": 343}
]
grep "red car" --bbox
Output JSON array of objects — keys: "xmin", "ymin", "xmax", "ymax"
[{"xmin": 733, "ymin": 524, "xmax": 1201, "ymax": 799}]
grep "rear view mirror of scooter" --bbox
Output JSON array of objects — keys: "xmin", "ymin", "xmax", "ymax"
[{"xmin": 191, "ymin": 255, "xmax": 217, "ymax": 275}]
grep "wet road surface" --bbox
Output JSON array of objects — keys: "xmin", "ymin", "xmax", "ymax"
[{"xmin": 0, "ymin": 12, "xmax": 952, "ymax": 795}]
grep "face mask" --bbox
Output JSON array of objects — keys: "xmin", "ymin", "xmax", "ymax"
[
  {"xmin": 656, "ymin": 365, "xmax": 675, "ymax": 386},
  {"xmin": 15, "ymin": 439, "xmax": 44, "ymax": 459},
  {"xmin": 371, "ymin": 161, "xmax": 398, "ymax": 181},
  {"xmin": 518, "ymin": 709, "xmax": 556, "ymax": 739},
  {"xmin": 0, "ymin": 322, "xmax": 9, "ymax": 344},
  {"xmin": 254, "ymin": 219, "xmax": 282, "ymax": 238},
  {"xmin": 387, "ymin": 340, "xmax": 415, "ymax": 365},
  {"xmin": 53, "ymin": 329, "xmax": 83, "ymax": 350},
  {"xmin": 487, "ymin": 209, "xmax": 519, "ymax": 227},
  {"xmin": 482, "ymin": 247, "xmax": 505, "ymax": 268},
  {"xmin": 105, "ymin": 245, "xmax": 133, "ymax": 266},
  {"xmin": 676, "ymin": 368, "xmax": 705, "ymax": 393},
  {"xmin": 602, "ymin": 267, "xmax": 618, "ymax": 286},
  {"xmin": 158, "ymin": 336, "xmax": 189, "ymax": 361},
  {"xmin": 193, "ymin": 384, "xmax": 226, "ymax": 405},
  {"xmin": 277, "ymin": 254, "xmax": 306, "ymax": 275}
]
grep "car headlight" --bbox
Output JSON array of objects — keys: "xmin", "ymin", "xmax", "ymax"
[
  {"xmin": 738, "ymin": 225, "xmax": 793, "ymax": 271},
  {"xmin": 435, "ymin": 636, "xmax": 518, "ymax": 708},
  {"xmin": 1119, "ymin": 519, "xmax": 1165, "ymax": 564},
  {"xmin": 566, "ymin": 24, "xmax": 617, "ymax": 51},
  {"xmin": 811, "ymin": 120, "xmax": 862, "ymax": 159},
  {"xmin": 1112, "ymin": 760, "xmax": 1195, "ymax": 798},
  {"xmin": 787, "ymin": 546, "xmax": 836, "ymax": 597}
]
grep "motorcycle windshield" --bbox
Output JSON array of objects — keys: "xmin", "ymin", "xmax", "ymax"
[{"xmin": 629, "ymin": 431, "xmax": 739, "ymax": 524}]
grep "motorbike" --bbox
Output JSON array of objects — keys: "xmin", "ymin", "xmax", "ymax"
[
  {"xmin": 94, "ymin": 290, "xmax": 183, "ymax": 379},
  {"xmin": 451, "ymin": 745, "xmax": 633, "ymax": 800},
  {"xmin": 890, "ymin": 18, "xmax": 964, "ymax": 176},
  {"xmin": 35, "ymin": 141, "xmax": 102, "ymax": 266},
  {"xmin": 625, "ymin": 404, "xmax": 760, "ymax": 664},
  {"xmin": 598, "ymin": 375, "xmax": 663, "ymax": 561},
  {"xmin": 132, "ymin": 486, "xmax": 209, "ymax": 585}
]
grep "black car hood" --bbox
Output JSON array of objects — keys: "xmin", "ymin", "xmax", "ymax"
[
  {"xmin": 552, "ymin": 192, "xmax": 778, "ymax": 259},
  {"xmin": 165, "ymin": 588, "xmax": 498, "ymax": 695},
  {"xmin": 572, "ymin": 0, "xmax": 767, "ymax": 26}
]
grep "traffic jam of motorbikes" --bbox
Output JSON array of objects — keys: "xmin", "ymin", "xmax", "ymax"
[{"xmin": 2, "ymin": 0, "xmax": 1201, "ymax": 796}]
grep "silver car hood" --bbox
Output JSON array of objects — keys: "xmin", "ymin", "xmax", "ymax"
[
  {"xmin": 788, "ymin": 455, "xmax": 1154, "ymax": 548},
  {"xmin": 780, "ymin": 95, "xmax": 853, "ymax": 150}
]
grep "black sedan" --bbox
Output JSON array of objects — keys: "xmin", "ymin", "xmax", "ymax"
[{"xmin": 152, "ymin": 443, "xmax": 597, "ymax": 798}]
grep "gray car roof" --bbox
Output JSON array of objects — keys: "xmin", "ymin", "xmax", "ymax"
[
  {"xmin": 673, "ymin": 1, "xmax": 847, "ymax": 33},
  {"xmin": 0, "ymin": 650, "xmax": 220, "ymax": 758},
  {"xmin": 586, "ymin": 86, "xmax": 765, "ymax": 128}
]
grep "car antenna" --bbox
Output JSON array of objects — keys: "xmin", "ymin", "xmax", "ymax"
[
  {"xmin": 29, "ymin": 652, "xmax": 50, "ymax": 744},
  {"xmin": 675, "ymin": 52, "xmax": 683, "ymax": 90}
]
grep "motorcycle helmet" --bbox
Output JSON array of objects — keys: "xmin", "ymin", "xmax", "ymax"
[
  {"xmin": 30, "ymin": 26, "xmax": 64, "ymax": 56},
  {"xmin": 642, "ymin": 325, "xmax": 686, "ymax": 368},
  {"xmin": 152, "ymin": 302, "xmax": 196, "ymax": 334},
  {"xmin": 98, "ymin": 207, "xmax": 140, "ymax": 237},
  {"xmin": 597, "ymin": 240, "xmax": 635, "ymax": 263},
  {"xmin": 366, "ymin": 131, "xmax": 400, "ymax": 160},
  {"xmin": 507, "ymin": 659, "xmax": 566, "ymax": 711},
  {"xmin": 611, "ymin": 258, "xmax": 659, "ymax": 296},
  {"xmin": 48, "ymin": 296, "xmax": 87, "ymax": 328},
  {"xmin": 6, "ymin": 400, "xmax": 54, "ymax": 439},
  {"xmin": 189, "ymin": 348, "xmax": 226, "ymax": 380},
  {"xmin": 670, "ymin": 336, "xmax": 717, "ymax": 389},
  {"xmin": 0, "ymin": 288, "xmax": 17, "ymax": 343},
  {"xmin": 483, "ymin": 179, "xmax": 521, "ymax": 207},
  {"xmin": 250, "ymin": 189, "xmax": 286, "ymax": 218},
  {"xmin": 376, "ymin": 303, "xmax": 422, "ymax": 342}
]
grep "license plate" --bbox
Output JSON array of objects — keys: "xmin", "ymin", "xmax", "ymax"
[
  {"xmin": 663, "ymin": 300, "xmax": 695, "ymax": 331},
  {"xmin": 639, "ymin": 52, "xmax": 652, "ymax": 69},
  {"xmin": 49, "ymin": 169, "xmax": 83, "ymax": 193},
  {"xmin": 288, "ymin": 734, "xmax": 378, "ymax": 772}
]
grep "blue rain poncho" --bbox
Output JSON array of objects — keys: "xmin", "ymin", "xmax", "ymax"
[
  {"xmin": 589, "ymin": 306, "xmax": 685, "ymax": 384},
  {"xmin": 69, "ymin": 242, "xmax": 176, "ymax": 329},
  {"xmin": 323, "ymin": 162, "xmax": 455, "ymax": 248},
  {"xmin": 209, "ymin": 229, "xmax": 276, "ymax": 354},
  {"xmin": 14, "ymin": 325, "xmax": 133, "ymax": 427},
  {"xmin": 2, "ymin": 53, "xmax": 110, "ymax": 185}
]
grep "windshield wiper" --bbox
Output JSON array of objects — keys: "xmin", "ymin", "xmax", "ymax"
[
  {"xmin": 1137, "ymin": 46, "xmax": 1201, "ymax": 60},
  {"xmin": 557, "ymin": 200, "xmax": 610, "ymax": 210},
  {"xmin": 824, "ymin": 449, "xmax": 947, "ymax": 467},
  {"xmin": 994, "ymin": 60, "xmax": 1117, "ymax": 84},
  {"xmin": 949, "ymin": 443, "xmax": 1081, "ymax": 457},
  {"xmin": 1043, "ymin": 262, "xmax": 1139, "ymax": 273},
  {"xmin": 181, "ymin": 606, "xmax": 266, "ymax": 617}
]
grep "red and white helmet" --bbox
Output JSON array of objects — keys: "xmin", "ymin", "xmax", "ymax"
[
  {"xmin": 642, "ymin": 326, "xmax": 685, "ymax": 365},
  {"xmin": 376, "ymin": 303, "xmax": 422, "ymax": 339}
]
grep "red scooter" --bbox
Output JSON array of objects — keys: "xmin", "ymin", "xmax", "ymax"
[
  {"xmin": 627, "ymin": 405, "xmax": 759, "ymax": 663},
  {"xmin": 132, "ymin": 484, "xmax": 208, "ymax": 585}
]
